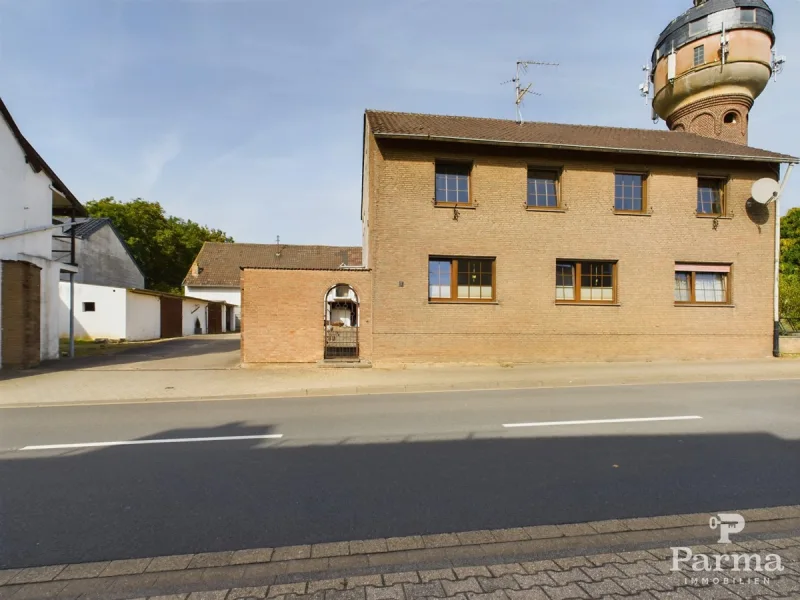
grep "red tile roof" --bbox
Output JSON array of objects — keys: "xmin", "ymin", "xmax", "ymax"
[
  {"xmin": 183, "ymin": 243, "xmax": 363, "ymax": 287},
  {"xmin": 366, "ymin": 110, "xmax": 797, "ymax": 163}
]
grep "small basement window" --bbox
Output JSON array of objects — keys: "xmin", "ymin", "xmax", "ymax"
[{"xmin": 83, "ymin": 302, "xmax": 96, "ymax": 312}]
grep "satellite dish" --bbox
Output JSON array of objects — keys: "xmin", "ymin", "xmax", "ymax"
[{"xmin": 751, "ymin": 178, "xmax": 780, "ymax": 204}]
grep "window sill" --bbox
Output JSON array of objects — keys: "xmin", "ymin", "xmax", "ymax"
[
  {"xmin": 614, "ymin": 210, "xmax": 651, "ymax": 217},
  {"xmin": 434, "ymin": 202, "xmax": 477, "ymax": 210},
  {"xmin": 429, "ymin": 300, "xmax": 499, "ymax": 305},
  {"xmin": 695, "ymin": 214, "xmax": 732, "ymax": 219},
  {"xmin": 555, "ymin": 302, "xmax": 620, "ymax": 307},
  {"xmin": 526, "ymin": 206, "xmax": 567, "ymax": 213},
  {"xmin": 675, "ymin": 303, "xmax": 735, "ymax": 308}
]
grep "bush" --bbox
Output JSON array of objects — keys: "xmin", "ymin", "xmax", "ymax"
[{"xmin": 780, "ymin": 274, "xmax": 800, "ymax": 320}]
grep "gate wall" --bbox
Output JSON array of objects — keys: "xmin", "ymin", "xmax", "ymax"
[
  {"xmin": 1, "ymin": 260, "xmax": 41, "ymax": 369},
  {"xmin": 242, "ymin": 268, "xmax": 372, "ymax": 364}
]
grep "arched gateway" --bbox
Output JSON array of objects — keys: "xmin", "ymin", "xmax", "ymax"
[{"xmin": 323, "ymin": 284, "xmax": 359, "ymax": 359}]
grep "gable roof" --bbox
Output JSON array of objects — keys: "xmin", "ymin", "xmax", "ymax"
[
  {"xmin": 0, "ymin": 97, "xmax": 87, "ymax": 217},
  {"xmin": 64, "ymin": 218, "xmax": 145, "ymax": 279},
  {"xmin": 183, "ymin": 243, "xmax": 363, "ymax": 287},
  {"xmin": 66, "ymin": 217, "xmax": 112, "ymax": 239},
  {"xmin": 365, "ymin": 110, "xmax": 797, "ymax": 164}
]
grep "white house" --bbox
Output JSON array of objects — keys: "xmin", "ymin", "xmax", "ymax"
[
  {"xmin": 57, "ymin": 282, "xmax": 228, "ymax": 341},
  {"xmin": 53, "ymin": 218, "xmax": 145, "ymax": 289},
  {"xmin": 183, "ymin": 242, "xmax": 362, "ymax": 332},
  {"xmin": 0, "ymin": 97, "xmax": 87, "ymax": 369}
]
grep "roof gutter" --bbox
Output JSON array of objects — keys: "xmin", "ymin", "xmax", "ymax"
[{"xmin": 373, "ymin": 132, "xmax": 799, "ymax": 164}]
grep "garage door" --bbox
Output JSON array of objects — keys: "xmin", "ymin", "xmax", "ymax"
[
  {"xmin": 207, "ymin": 303, "xmax": 223, "ymax": 334},
  {"xmin": 160, "ymin": 296, "xmax": 182, "ymax": 338},
  {"xmin": 1, "ymin": 260, "xmax": 41, "ymax": 369}
]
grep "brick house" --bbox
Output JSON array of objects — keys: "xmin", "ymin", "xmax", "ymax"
[
  {"xmin": 184, "ymin": 242, "xmax": 362, "ymax": 332},
  {"xmin": 242, "ymin": 110, "xmax": 797, "ymax": 365}
]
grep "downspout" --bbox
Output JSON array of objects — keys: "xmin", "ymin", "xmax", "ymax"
[
  {"xmin": 69, "ymin": 207, "xmax": 77, "ymax": 358},
  {"xmin": 774, "ymin": 162, "xmax": 795, "ymax": 357}
]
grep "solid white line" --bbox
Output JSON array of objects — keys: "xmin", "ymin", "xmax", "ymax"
[
  {"xmin": 20, "ymin": 434, "xmax": 284, "ymax": 451},
  {"xmin": 502, "ymin": 416, "xmax": 703, "ymax": 429}
]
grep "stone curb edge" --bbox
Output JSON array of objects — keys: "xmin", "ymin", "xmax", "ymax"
[
  {"xmin": 3, "ymin": 505, "xmax": 799, "ymax": 587},
  {"xmin": 4, "ymin": 374, "xmax": 800, "ymax": 409}
]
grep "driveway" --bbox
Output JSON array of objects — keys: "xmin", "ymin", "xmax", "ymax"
[{"xmin": 84, "ymin": 333, "xmax": 242, "ymax": 371}]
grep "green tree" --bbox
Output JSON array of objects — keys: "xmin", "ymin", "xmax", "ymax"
[
  {"xmin": 86, "ymin": 197, "xmax": 233, "ymax": 293},
  {"xmin": 780, "ymin": 207, "xmax": 800, "ymax": 277}
]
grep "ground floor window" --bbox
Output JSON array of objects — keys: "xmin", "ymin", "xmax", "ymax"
[
  {"xmin": 429, "ymin": 257, "xmax": 495, "ymax": 302},
  {"xmin": 556, "ymin": 261, "xmax": 616, "ymax": 303},
  {"xmin": 675, "ymin": 264, "xmax": 730, "ymax": 304}
]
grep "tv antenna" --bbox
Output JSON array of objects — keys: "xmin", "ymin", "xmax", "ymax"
[
  {"xmin": 502, "ymin": 60, "xmax": 558, "ymax": 123},
  {"xmin": 638, "ymin": 63, "xmax": 652, "ymax": 105},
  {"xmin": 771, "ymin": 50, "xmax": 787, "ymax": 81}
]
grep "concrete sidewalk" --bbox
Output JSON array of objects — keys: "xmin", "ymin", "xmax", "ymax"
[
  {"xmin": 2, "ymin": 507, "xmax": 799, "ymax": 600},
  {"xmin": 1, "ymin": 357, "xmax": 799, "ymax": 407}
]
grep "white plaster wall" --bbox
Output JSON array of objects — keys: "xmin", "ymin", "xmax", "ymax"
[
  {"xmin": 182, "ymin": 298, "xmax": 208, "ymax": 336},
  {"xmin": 58, "ymin": 282, "xmax": 127, "ymax": 340},
  {"xmin": 0, "ymin": 110, "xmax": 66, "ymax": 365},
  {"xmin": 184, "ymin": 286, "xmax": 240, "ymax": 306},
  {"xmin": 185, "ymin": 286, "xmax": 241, "ymax": 329},
  {"xmin": 125, "ymin": 293, "xmax": 160, "ymax": 341}
]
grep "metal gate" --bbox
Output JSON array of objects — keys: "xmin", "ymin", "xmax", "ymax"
[{"xmin": 324, "ymin": 322, "xmax": 359, "ymax": 359}]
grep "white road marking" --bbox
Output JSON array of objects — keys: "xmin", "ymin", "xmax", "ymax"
[
  {"xmin": 20, "ymin": 434, "xmax": 284, "ymax": 451},
  {"xmin": 502, "ymin": 415, "xmax": 703, "ymax": 429}
]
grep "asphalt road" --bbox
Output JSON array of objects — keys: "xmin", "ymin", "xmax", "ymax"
[{"xmin": 1, "ymin": 379, "xmax": 799, "ymax": 568}]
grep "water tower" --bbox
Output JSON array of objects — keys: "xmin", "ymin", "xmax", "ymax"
[{"xmin": 651, "ymin": 0, "xmax": 780, "ymax": 145}]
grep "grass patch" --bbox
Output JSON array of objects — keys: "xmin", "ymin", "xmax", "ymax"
[{"xmin": 58, "ymin": 338, "xmax": 154, "ymax": 358}]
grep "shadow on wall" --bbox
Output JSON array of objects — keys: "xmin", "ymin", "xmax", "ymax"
[{"xmin": 1, "ymin": 422, "xmax": 799, "ymax": 568}]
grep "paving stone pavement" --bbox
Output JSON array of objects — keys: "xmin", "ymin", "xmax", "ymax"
[
  {"xmin": 2, "ymin": 509, "xmax": 800, "ymax": 600},
  {"xmin": 134, "ymin": 539, "xmax": 799, "ymax": 600}
]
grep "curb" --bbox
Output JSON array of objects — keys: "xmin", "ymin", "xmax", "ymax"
[
  {"xmin": 2, "ymin": 506, "xmax": 799, "ymax": 599},
  {"xmin": 3, "ymin": 373, "xmax": 800, "ymax": 409}
]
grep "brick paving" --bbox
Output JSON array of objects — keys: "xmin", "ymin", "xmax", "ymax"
[
  {"xmin": 155, "ymin": 540, "xmax": 799, "ymax": 599},
  {"xmin": 1, "ymin": 508, "xmax": 799, "ymax": 600}
]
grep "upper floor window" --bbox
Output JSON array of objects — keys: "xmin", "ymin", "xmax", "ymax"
[
  {"xmin": 429, "ymin": 257, "xmax": 495, "ymax": 302},
  {"xmin": 693, "ymin": 45, "xmax": 705, "ymax": 67},
  {"xmin": 697, "ymin": 177, "xmax": 726, "ymax": 216},
  {"xmin": 527, "ymin": 169, "xmax": 559, "ymax": 208},
  {"xmin": 435, "ymin": 162, "xmax": 470, "ymax": 205},
  {"xmin": 556, "ymin": 261, "xmax": 616, "ymax": 304},
  {"xmin": 740, "ymin": 8, "xmax": 756, "ymax": 23},
  {"xmin": 675, "ymin": 264, "xmax": 731, "ymax": 304},
  {"xmin": 688, "ymin": 16, "xmax": 707, "ymax": 36},
  {"xmin": 615, "ymin": 173, "xmax": 646, "ymax": 213}
]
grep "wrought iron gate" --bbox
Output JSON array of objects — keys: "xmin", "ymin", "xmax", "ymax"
[{"xmin": 324, "ymin": 297, "xmax": 359, "ymax": 359}]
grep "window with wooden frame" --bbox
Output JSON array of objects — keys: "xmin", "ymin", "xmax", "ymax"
[
  {"xmin": 435, "ymin": 162, "xmax": 471, "ymax": 205},
  {"xmin": 614, "ymin": 172, "xmax": 647, "ymax": 213},
  {"xmin": 674, "ymin": 264, "xmax": 731, "ymax": 304},
  {"xmin": 555, "ymin": 261, "xmax": 617, "ymax": 303},
  {"xmin": 693, "ymin": 45, "xmax": 705, "ymax": 67},
  {"xmin": 697, "ymin": 177, "xmax": 726, "ymax": 215},
  {"xmin": 527, "ymin": 169, "xmax": 559, "ymax": 208},
  {"xmin": 429, "ymin": 257, "xmax": 495, "ymax": 302}
]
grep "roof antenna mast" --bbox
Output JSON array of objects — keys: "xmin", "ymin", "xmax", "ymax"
[{"xmin": 502, "ymin": 60, "xmax": 558, "ymax": 124}]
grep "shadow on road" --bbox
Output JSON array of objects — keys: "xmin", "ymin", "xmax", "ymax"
[
  {"xmin": 1, "ymin": 422, "xmax": 798, "ymax": 568},
  {"xmin": 0, "ymin": 335, "xmax": 240, "ymax": 380}
]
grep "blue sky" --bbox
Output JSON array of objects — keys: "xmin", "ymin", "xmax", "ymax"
[{"xmin": 1, "ymin": 0, "xmax": 798, "ymax": 246}]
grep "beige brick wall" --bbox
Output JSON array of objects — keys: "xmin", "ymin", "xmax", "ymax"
[
  {"xmin": 242, "ymin": 269, "xmax": 372, "ymax": 363},
  {"xmin": 367, "ymin": 139, "xmax": 778, "ymax": 363}
]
